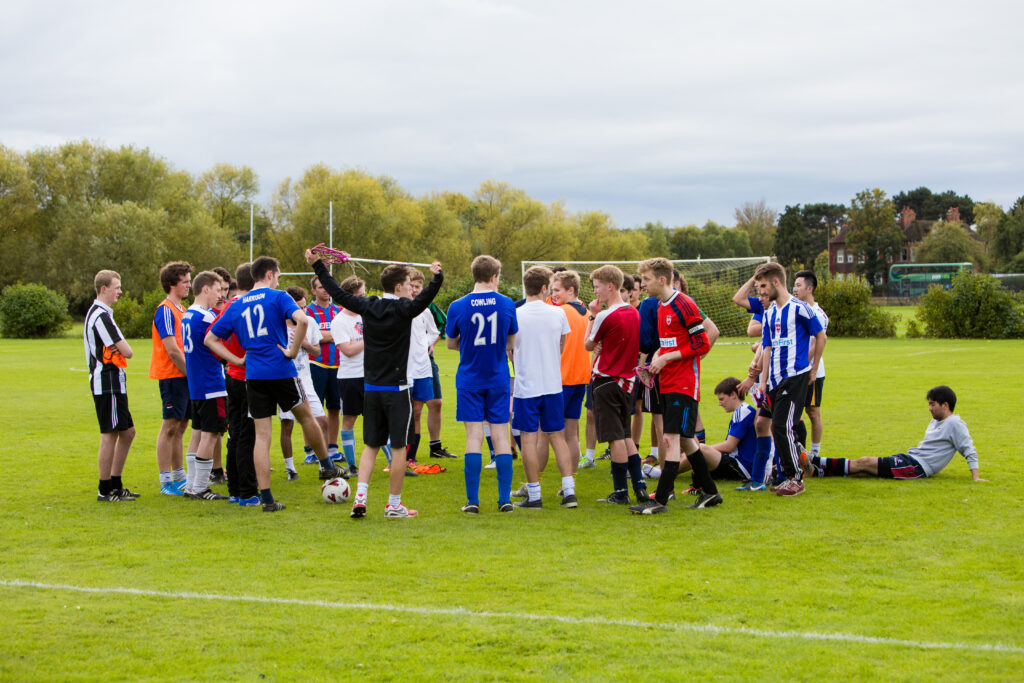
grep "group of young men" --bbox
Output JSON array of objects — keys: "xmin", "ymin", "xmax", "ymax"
[{"xmin": 84, "ymin": 253, "xmax": 984, "ymax": 515}]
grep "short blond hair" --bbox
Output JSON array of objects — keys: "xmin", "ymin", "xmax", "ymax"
[
  {"xmin": 590, "ymin": 264, "xmax": 623, "ymax": 290},
  {"xmin": 638, "ymin": 257, "xmax": 673, "ymax": 283},
  {"xmin": 552, "ymin": 270, "xmax": 581, "ymax": 296},
  {"xmin": 94, "ymin": 270, "xmax": 120, "ymax": 295}
]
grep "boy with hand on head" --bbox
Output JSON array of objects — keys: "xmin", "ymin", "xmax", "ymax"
[
  {"xmin": 181, "ymin": 271, "xmax": 230, "ymax": 500},
  {"xmin": 206, "ymin": 256, "xmax": 347, "ymax": 512},
  {"xmin": 630, "ymin": 258, "xmax": 714, "ymax": 514},
  {"xmin": 585, "ymin": 265, "xmax": 648, "ymax": 505},
  {"xmin": 305, "ymin": 249, "xmax": 444, "ymax": 519},
  {"xmin": 85, "ymin": 270, "xmax": 138, "ymax": 501},
  {"xmin": 512, "ymin": 266, "xmax": 575, "ymax": 509},
  {"xmin": 446, "ymin": 255, "xmax": 519, "ymax": 513},
  {"xmin": 811, "ymin": 386, "xmax": 983, "ymax": 480},
  {"xmin": 738, "ymin": 262, "xmax": 825, "ymax": 497}
]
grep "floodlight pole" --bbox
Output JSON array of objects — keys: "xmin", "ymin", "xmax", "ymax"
[{"xmin": 249, "ymin": 204, "xmax": 254, "ymax": 262}]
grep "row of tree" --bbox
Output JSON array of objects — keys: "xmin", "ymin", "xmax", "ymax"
[{"xmin": 3, "ymin": 141, "xmax": 1023, "ymax": 310}]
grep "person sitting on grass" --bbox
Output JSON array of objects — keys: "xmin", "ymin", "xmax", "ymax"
[{"xmin": 809, "ymin": 385, "xmax": 983, "ymax": 481}]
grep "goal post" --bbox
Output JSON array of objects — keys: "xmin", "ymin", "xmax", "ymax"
[{"xmin": 521, "ymin": 256, "xmax": 772, "ymax": 337}]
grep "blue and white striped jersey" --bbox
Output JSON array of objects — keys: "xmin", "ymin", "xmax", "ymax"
[{"xmin": 761, "ymin": 298, "xmax": 824, "ymax": 389}]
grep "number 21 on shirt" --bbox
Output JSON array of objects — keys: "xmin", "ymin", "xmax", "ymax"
[{"xmin": 472, "ymin": 311, "xmax": 497, "ymax": 346}]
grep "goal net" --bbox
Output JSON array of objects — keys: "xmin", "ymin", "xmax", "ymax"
[{"xmin": 522, "ymin": 257, "xmax": 772, "ymax": 337}]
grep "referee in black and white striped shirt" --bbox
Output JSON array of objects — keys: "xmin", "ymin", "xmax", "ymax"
[{"xmin": 85, "ymin": 270, "xmax": 139, "ymax": 502}]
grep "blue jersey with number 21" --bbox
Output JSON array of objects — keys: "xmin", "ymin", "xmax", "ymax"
[
  {"xmin": 209, "ymin": 288, "xmax": 299, "ymax": 380},
  {"xmin": 446, "ymin": 292, "xmax": 518, "ymax": 390}
]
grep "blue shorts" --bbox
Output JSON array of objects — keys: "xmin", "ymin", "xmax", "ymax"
[
  {"xmin": 456, "ymin": 386, "xmax": 511, "ymax": 424},
  {"xmin": 430, "ymin": 357, "xmax": 442, "ymax": 400},
  {"xmin": 411, "ymin": 376, "xmax": 434, "ymax": 403},
  {"xmin": 512, "ymin": 394, "xmax": 565, "ymax": 433},
  {"xmin": 159, "ymin": 377, "xmax": 191, "ymax": 421},
  {"xmin": 309, "ymin": 364, "xmax": 341, "ymax": 410},
  {"xmin": 584, "ymin": 381, "xmax": 594, "ymax": 410},
  {"xmin": 561, "ymin": 384, "xmax": 586, "ymax": 421}
]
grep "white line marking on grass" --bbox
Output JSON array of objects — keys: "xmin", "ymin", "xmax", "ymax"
[
  {"xmin": 3, "ymin": 579, "xmax": 1023, "ymax": 655},
  {"xmin": 904, "ymin": 348, "xmax": 969, "ymax": 357}
]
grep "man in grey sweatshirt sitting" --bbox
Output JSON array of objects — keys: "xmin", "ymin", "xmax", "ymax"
[{"xmin": 808, "ymin": 385, "xmax": 984, "ymax": 481}]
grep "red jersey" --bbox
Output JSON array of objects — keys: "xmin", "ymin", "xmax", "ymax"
[
  {"xmin": 590, "ymin": 302, "xmax": 640, "ymax": 390},
  {"xmin": 212, "ymin": 297, "xmax": 247, "ymax": 381},
  {"xmin": 656, "ymin": 291, "xmax": 709, "ymax": 399}
]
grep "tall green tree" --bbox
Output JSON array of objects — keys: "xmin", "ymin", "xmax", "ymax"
[
  {"xmin": 642, "ymin": 221, "xmax": 671, "ymax": 257},
  {"xmin": 991, "ymin": 197, "xmax": 1024, "ymax": 271},
  {"xmin": 774, "ymin": 205, "xmax": 809, "ymax": 272},
  {"xmin": 845, "ymin": 188, "xmax": 901, "ymax": 287},
  {"xmin": 200, "ymin": 163, "xmax": 259, "ymax": 237}
]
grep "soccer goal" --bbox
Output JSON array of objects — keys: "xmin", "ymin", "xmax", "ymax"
[{"xmin": 521, "ymin": 257, "xmax": 772, "ymax": 337}]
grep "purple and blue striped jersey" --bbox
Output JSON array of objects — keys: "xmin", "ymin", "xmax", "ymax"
[
  {"xmin": 761, "ymin": 298, "xmax": 823, "ymax": 390},
  {"xmin": 307, "ymin": 302, "xmax": 341, "ymax": 367}
]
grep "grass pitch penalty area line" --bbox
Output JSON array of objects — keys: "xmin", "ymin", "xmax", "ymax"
[{"xmin": 2, "ymin": 579, "xmax": 1023, "ymax": 656}]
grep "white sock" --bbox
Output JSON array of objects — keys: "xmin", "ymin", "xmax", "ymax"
[
  {"xmin": 527, "ymin": 482, "xmax": 541, "ymax": 502},
  {"xmin": 649, "ymin": 446, "xmax": 659, "ymax": 458},
  {"xmin": 561, "ymin": 476, "xmax": 575, "ymax": 497},
  {"xmin": 483, "ymin": 423, "xmax": 492, "ymax": 437},
  {"xmin": 356, "ymin": 482, "xmax": 368, "ymax": 498},
  {"xmin": 328, "ymin": 444, "xmax": 338, "ymax": 457},
  {"xmin": 159, "ymin": 471, "xmax": 172, "ymax": 485},
  {"xmin": 284, "ymin": 456, "xmax": 295, "ymax": 472},
  {"xmin": 185, "ymin": 458, "xmax": 198, "ymax": 492},
  {"xmin": 585, "ymin": 448, "xmax": 595, "ymax": 460},
  {"xmin": 172, "ymin": 467, "xmax": 186, "ymax": 483},
  {"xmin": 193, "ymin": 457, "xmax": 212, "ymax": 493},
  {"xmin": 388, "ymin": 493, "xmax": 401, "ymax": 507},
  {"xmin": 811, "ymin": 442, "xmax": 821, "ymax": 456}
]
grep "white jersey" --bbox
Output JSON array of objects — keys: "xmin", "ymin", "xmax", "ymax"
[
  {"xmin": 408, "ymin": 308, "xmax": 439, "ymax": 380},
  {"xmin": 331, "ymin": 312, "xmax": 364, "ymax": 379},
  {"xmin": 513, "ymin": 300, "xmax": 570, "ymax": 398},
  {"xmin": 287, "ymin": 321, "xmax": 322, "ymax": 379},
  {"xmin": 808, "ymin": 301, "xmax": 828, "ymax": 378}
]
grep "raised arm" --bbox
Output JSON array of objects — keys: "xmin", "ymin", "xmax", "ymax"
[
  {"xmin": 307, "ymin": 254, "xmax": 368, "ymax": 315},
  {"xmin": 732, "ymin": 276, "xmax": 756, "ymax": 311}
]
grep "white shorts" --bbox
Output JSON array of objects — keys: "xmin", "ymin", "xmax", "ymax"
[{"xmin": 278, "ymin": 372, "xmax": 325, "ymax": 420}]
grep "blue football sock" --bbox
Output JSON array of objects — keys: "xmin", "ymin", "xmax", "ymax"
[
  {"xmin": 341, "ymin": 430, "xmax": 357, "ymax": 468},
  {"xmin": 382, "ymin": 443, "xmax": 392, "ymax": 465},
  {"xmin": 753, "ymin": 436, "xmax": 772, "ymax": 485},
  {"xmin": 495, "ymin": 453, "xmax": 513, "ymax": 504},
  {"xmin": 513, "ymin": 433, "xmax": 522, "ymax": 451},
  {"xmin": 464, "ymin": 452, "xmax": 482, "ymax": 505},
  {"xmin": 485, "ymin": 436, "xmax": 495, "ymax": 459}
]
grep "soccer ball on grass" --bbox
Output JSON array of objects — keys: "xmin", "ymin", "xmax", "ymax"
[{"xmin": 321, "ymin": 478, "xmax": 350, "ymax": 503}]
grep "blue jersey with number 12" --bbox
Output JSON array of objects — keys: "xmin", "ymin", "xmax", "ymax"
[
  {"xmin": 446, "ymin": 292, "xmax": 518, "ymax": 390},
  {"xmin": 209, "ymin": 288, "xmax": 299, "ymax": 380}
]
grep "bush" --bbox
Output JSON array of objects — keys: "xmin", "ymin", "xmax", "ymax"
[
  {"xmin": 0, "ymin": 283, "xmax": 72, "ymax": 338},
  {"xmin": 112, "ymin": 288, "xmax": 174, "ymax": 339},
  {"xmin": 904, "ymin": 318, "xmax": 924, "ymax": 338},
  {"xmin": 816, "ymin": 277, "xmax": 896, "ymax": 337},
  {"xmin": 916, "ymin": 272, "xmax": 1024, "ymax": 338}
]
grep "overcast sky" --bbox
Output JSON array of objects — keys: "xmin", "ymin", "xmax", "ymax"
[{"xmin": 2, "ymin": 0, "xmax": 1022, "ymax": 227}]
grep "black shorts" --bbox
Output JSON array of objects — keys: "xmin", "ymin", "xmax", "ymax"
[
  {"xmin": 94, "ymin": 393, "xmax": 134, "ymax": 433},
  {"xmin": 805, "ymin": 377, "xmax": 824, "ymax": 408},
  {"xmin": 591, "ymin": 377, "xmax": 632, "ymax": 443},
  {"xmin": 338, "ymin": 377, "xmax": 365, "ymax": 416},
  {"xmin": 159, "ymin": 377, "xmax": 191, "ymax": 421},
  {"xmin": 191, "ymin": 397, "xmax": 228, "ymax": 433},
  {"xmin": 640, "ymin": 375, "xmax": 663, "ymax": 414},
  {"xmin": 363, "ymin": 388, "xmax": 412, "ymax": 448},
  {"xmin": 309, "ymin": 364, "xmax": 341, "ymax": 410},
  {"xmin": 710, "ymin": 454, "xmax": 750, "ymax": 480},
  {"xmin": 246, "ymin": 377, "xmax": 305, "ymax": 420},
  {"xmin": 878, "ymin": 453, "xmax": 927, "ymax": 479},
  {"xmin": 661, "ymin": 393, "xmax": 699, "ymax": 438}
]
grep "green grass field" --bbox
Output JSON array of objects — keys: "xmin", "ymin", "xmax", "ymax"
[{"xmin": 1, "ymin": 331, "xmax": 1022, "ymax": 681}]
